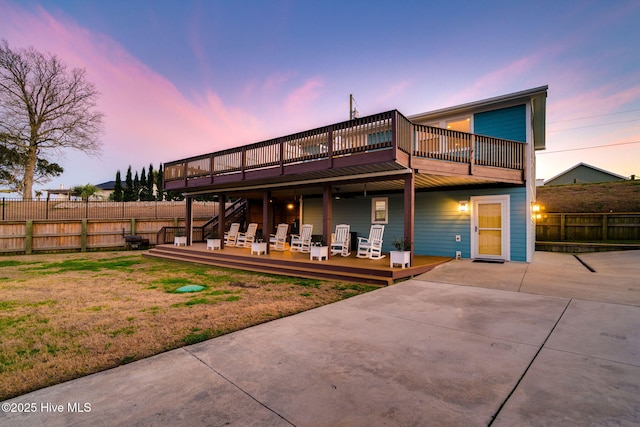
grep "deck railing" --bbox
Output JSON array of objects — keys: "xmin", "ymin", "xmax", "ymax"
[
  {"xmin": 413, "ymin": 124, "xmax": 525, "ymax": 169},
  {"xmin": 164, "ymin": 111, "xmax": 397, "ymax": 185},
  {"xmin": 164, "ymin": 111, "xmax": 526, "ymax": 186}
]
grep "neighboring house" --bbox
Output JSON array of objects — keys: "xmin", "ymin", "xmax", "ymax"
[
  {"xmin": 96, "ymin": 180, "xmax": 116, "ymax": 200},
  {"xmin": 543, "ymin": 163, "xmax": 627, "ymax": 186},
  {"xmin": 163, "ymin": 86, "xmax": 548, "ymax": 263}
]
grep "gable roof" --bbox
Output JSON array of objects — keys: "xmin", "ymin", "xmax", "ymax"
[
  {"xmin": 544, "ymin": 163, "xmax": 627, "ymax": 186},
  {"xmin": 96, "ymin": 181, "xmax": 116, "ymax": 191},
  {"xmin": 408, "ymin": 85, "xmax": 548, "ymax": 150}
]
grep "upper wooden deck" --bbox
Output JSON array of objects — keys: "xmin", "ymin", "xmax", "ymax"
[{"xmin": 164, "ymin": 110, "xmax": 526, "ymax": 196}]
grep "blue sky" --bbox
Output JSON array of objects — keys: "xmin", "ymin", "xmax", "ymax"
[{"xmin": 1, "ymin": 0, "xmax": 639, "ymax": 194}]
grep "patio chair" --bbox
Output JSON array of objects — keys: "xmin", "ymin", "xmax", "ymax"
[
  {"xmin": 330, "ymin": 224, "xmax": 351, "ymax": 257},
  {"xmin": 290, "ymin": 224, "xmax": 313, "ymax": 253},
  {"xmin": 269, "ymin": 223, "xmax": 289, "ymax": 251},
  {"xmin": 224, "ymin": 223, "xmax": 240, "ymax": 247},
  {"xmin": 237, "ymin": 223, "xmax": 258, "ymax": 248},
  {"xmin": 356, "ymin": 224, "xmax": 385, "ymax": 259}
]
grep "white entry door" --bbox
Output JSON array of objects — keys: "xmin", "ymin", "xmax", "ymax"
[{"xmin": 471, "ymin": 195, "xmax": 510, "ymax": 261}]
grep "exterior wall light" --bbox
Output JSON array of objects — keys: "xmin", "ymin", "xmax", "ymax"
[
  {"xmin": 532, "ymin": 203, "xmax": 542, "ymax": 220},
  {"xmin": 458, "ymin": 201, "xmax": 469, "ymax": 213}
]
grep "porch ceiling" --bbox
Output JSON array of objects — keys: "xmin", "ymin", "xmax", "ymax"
[{"xmin": 182, "ymin": 161, "xmax": 514, "ymax": 201}]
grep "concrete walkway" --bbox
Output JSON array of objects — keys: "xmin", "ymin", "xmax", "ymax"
[{"xmin": 2, "ymin": 251, "xmax": 639, "ymax": 426}]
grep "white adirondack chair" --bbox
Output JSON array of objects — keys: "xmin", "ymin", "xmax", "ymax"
[
  {"xmin": 224, "ymin": 223, "xmax": 240, "ymax": 247},
  {"xmin": 330, "ymin": 224, "xmax": 351, "ymax": 257},
  {"xmin": 237, "ymin": 223, "xmax": 257, "ymax": 248},
  {"xmin": 290, "ymin": 224, "xmax": 313, "ymax": 253},
  {"xmin": 269, "ymin": 223, "xmax": 289, "ymax": 251},
  {"xmin": 356, "ymin": 224, "xmax": 385, "ymax": 259}
]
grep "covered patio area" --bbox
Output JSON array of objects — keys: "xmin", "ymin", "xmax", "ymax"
[{"xmin": 145, "ymin": 243, "xmax": 452, "ymax": 286}]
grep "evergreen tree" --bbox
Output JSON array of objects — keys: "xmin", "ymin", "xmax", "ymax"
[
  {"xmin": 123, "ymin": 165, "xmax": 135, "ymax": 201},
  {"xmin": 112, "ymin": 170, "xmax": 123, "ymax": 202},
  {"xmin": 139, "ymin": 167, "xmax": 151, "ymax": 201},
  {"xmin": 133, "ymin": 171, "xmax": 140, "ymax": 201},
  {"xmin": 155, "ymin": 164, "xmax": 164, "ymax": 201},
  {"xmin": 147, "ymin": 163, "xmax": 155, "ymax": 201}
]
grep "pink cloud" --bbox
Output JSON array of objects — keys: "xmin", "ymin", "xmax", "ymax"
[
  {"xmin": 285, "ymin": 77, "xmax": 324, "ymax": 113},
  {"xmin": 0, "ymin": 2, "xmax": 266, "ymax": 186},
  {"xmin": 549, "ymin": 83, "xmax": 640, "ymax": 123},
  {"xmin": 447, "ymin": 54, "xmax": 542, "ymax": 106},
  {"xmin": 375, "ymin": 79, "xmax": 413, "ymax": 107}
]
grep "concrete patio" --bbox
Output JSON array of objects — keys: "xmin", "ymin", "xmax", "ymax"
[{"xmin": 1, "ymin": 250, "xmax": 638, "ymax": 426}]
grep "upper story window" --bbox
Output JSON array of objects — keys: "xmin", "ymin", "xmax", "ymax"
[{"xmin": 446, "ymin": 117, "xmax": 471, "ymax": 132}]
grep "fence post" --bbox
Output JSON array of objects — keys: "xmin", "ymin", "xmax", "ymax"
[
  {"xmin": 81, "ymin": 219, "xmax": 87, "ymax": 252},
  {"xmin": 560, "ymin": 214, "xmax": 566, "ymax": 241},
  {"xmin": 2, "ymin": 198, "xmax": 4, "ymax": 221},
  {"xmin": 602, "ymin": 214, "xmax": 608, "ymax": 242},
  {"xmin": 131, "ymin": 218, "xmax": 136, "ymax": 236},
  {"xmin": 25, "ymin": 220, "xmax": 33, "ymax": 255}
]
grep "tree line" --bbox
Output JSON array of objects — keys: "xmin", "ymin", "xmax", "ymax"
[{"xmin": 109, "ymin": 163, "xmax": 182, "ymax": 202}]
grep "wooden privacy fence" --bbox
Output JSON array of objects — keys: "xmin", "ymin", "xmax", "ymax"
[
  {"xmin": 0, "ymin": 218, "xmax": 208, "ymax": 255},
  {"xmin": 536, "ymin": 213, "xmax": 640, "ymax": 242}
]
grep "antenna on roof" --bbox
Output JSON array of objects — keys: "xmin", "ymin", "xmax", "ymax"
[{"xmin": 349, "ymin": 94, "xmax": 359, "ymax": 120}]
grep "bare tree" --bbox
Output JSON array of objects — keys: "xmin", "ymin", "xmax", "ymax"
[{"xmin": 0, "ymin": 39, "xmax": 104, "ymax": 199}]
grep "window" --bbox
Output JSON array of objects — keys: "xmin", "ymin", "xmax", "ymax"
[
  {"xmin": 446, "ymin": 117, "xmax": 471, "ymax": 132},
  {"xmin": 371, "ymin": 197, "xmax": 388, "ymax": 224}
]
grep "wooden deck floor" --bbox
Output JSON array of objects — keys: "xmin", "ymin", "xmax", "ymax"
[{"xmin": 145, "ymin": 243, "xmax": 452, "ymax": 286}]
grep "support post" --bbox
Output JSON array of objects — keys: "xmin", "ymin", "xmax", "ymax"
[
  {"xmin": 185, "ymin": 196, "xmax": 193, "ymax": 245},
  {"xmin": 218, "ymin": 194, "xmax": 226, "ymax": 249},
  {"xmin": 81, "ymin": 219, "xmax": 87, "ymax": 252},
  {"xmin": 263, "ymin": 191, "xmax": 272, "ymax": 254},
  {"xmin": 404, "ymin": 172, "xmax": 415, "ymax": 266},
  {"xmin": 25, "ymin": 220, "xmax": 33, "ymax": 255},
  {"xmin": 323, "ymin": 186, "xmax": 332, "ymax": 258}
]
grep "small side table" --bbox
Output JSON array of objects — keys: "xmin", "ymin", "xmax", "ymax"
[
  {"xmin": 206, "ymin": 238, "xmax": 221, "ymax": 250},
  {"xmin": 251, "ymin": 242, "xmax": 267, "ymax": 255},
  {"xmin": 174, "ymin": 236, "xmax": 187, "ymax": 246},
  {"xmin": 310, "ymin": 245, "xmax": 328, "ymax": 261},
  {"xmin": 390, "ymin": 251, "xmax": 410, "ymax": 268}
]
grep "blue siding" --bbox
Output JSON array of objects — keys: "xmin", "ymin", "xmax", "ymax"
[
  {"xmin": 303, "ymin": 195, "xmax": 403, "ymax": 252},
  {"xmin": 415, "ymin": 188, "xmax": 527, "ymax": 261},
  {"xmin": 474, "ymin": 105, "xmax": 526, "ymax": 142},
  {"xmin": 414, "ymin": 192, "xmax": 470, "ymax": 258},
  {"xmin": 302, "ymin": 187, "xmax": 528, "ymax": 261}
]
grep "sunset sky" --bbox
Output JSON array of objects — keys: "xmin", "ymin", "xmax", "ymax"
[{"xmin": 1, "ymin": 0, "xmax": 639, "ymax": 194}]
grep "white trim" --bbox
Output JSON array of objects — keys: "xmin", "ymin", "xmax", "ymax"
[{"xmin": 470, "ymin": 195, "xmax": 511, "ymax": 261}]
